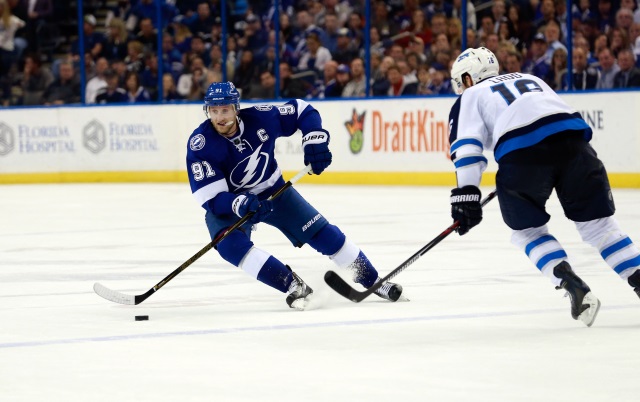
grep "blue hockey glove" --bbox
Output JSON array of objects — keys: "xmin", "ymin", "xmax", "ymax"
[
  {"xmin": 232, "ymin": 194, "xmax": 273, "ymax": 224},
  {"xmin": 302, "ymin": 130, "xmax": 332, "ymax": 175},
  {"xmin": 450, "ymin": 186, "xmax": 482, "ymax": 236}
]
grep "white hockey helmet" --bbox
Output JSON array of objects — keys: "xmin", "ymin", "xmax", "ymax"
[{"xmin": 450, "ymin": 47, "xmax": 499, "ymax": 94}]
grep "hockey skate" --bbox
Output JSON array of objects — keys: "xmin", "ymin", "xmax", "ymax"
[
  {"xmin": 554, "ymin": 262, "xmax": 601, "ymax": 327},
  {"xmin": 286, "ymin": 270, "xmax": 313, "ymax": 310},
  {"xmin": 627, "ymin": 270, "xmax": 640, "ymax": 300},
  {"xmin": 372, "ymin": 278, "xmax": 408, "ymax": 302}
]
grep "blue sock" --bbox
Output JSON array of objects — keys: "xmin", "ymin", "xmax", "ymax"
[{"xmin": 256, "ymin": 256, "xmax": 293, "ymax": 293}]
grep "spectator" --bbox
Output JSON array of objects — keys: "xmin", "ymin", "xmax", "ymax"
[
  {"xmin": 231, "ymin": 49, "xmax": 257, "ymax": 96},
  {"xmin": 535, "ymin": 0, "xmax": 556, "ymax": 32},
  {"xmin": 104, "ymin": 0, "xmax": 135, "ymax": 31},
  {"xmin": 595, "ymin": 0, "xmax": 614, "ymax": 34},
  {"xmin": 561, "ymin": 47, "xmax": 600, "ymax": 90},
  {"xmin": 616, "ymin": 7, "xmax": 635, "ymax": 33},
  {"xmin": 71, "ymin": 14, "xmax": 105, "ymax": 62},
  {"xmin": 424, "ymin": 0, "xmax": 453, "ymax": 21},
  {"xmin": 447, "ymin": 17, "xmax": 463, "ymax": 51},
  {"xmin": 185, "ymin": 1, "xmax": 216, "ymax": 41},
  {"xmin": 95, "ymin": 69, "xmax": 127, "ymax": 103},
  {"xmin": 279, "ymin": 61, "xmax": 308, "ymax": 98},
  {"xmin": 523, "ymin": 32, "xmax": 551, "ymax": 80},
  {"xmin": 324, "ymin": 63, "xmax": 350, "ymax": 98},
  {"xmin": 297, "ymin": 32, "xmax": 331, "ymax": 74},
  {"xmin": 172, "ymin": 19, "xmax": 193, "ymax": 55},
  {"xmin": 249, "ymin": 69, "xmax": 276, "ymax": 99},
  {"xmin": 385, "ymin": 64, "xmax": 417, "ymax": 96},
  {"xmin": 141, "ymin": 53, "xmax": 159, "ymax": 100},
  {"xmin": 161, "ymin": 31, "xmax": 184, "ymax": 80},
  {"xmin": 161, "ymin": 72, "xmax": 183, "ymax": 102},
  {"xmin": 20, "ymin": 52, "xmax": 53, "ymax": 105},
  {"xmin": 452, "ymin": 0, "xmax": 477, "ymax": 30},
  {"xmin": 316, "ymin": 59, "xmax": 338, "ymax": 97},
  {"xmin": 136, "ymin": 17, "xmax": 157, "ymax": 53},
  {"xmin": 85, "ymin": 57, "xmax": 109, "ymax": 104},
  {"xmin": 185, "ymin": 35, "xmax": 211, "ymax": 66},
  {"xmin": 322, "ymin": 13, "xmax": 340, "ymax": 54},
  {"xmin": 331, "ymin": 27, "xmax": 358, "ymax": 65},
  {"xmin": 243, "ymin": 13, "xmax": 268, "ymax": 53},
  {"xmin": 124, "ymin": 40, "xmax": 144, "ymax": 73},
  {"xmin": 124, "ymin": 71, "xmax": 151, "ymax": 103},
  {"xmin": 596, "ymin": 47, "xmax": 620, "ymax": 89},
  {"xmin": 426, "ymin": 65, "xmax": 452, "ymax": 94},
  {"xmin": 103, "ymin": 17, "xmax": 130, "ymax": 62},
  {"xmin": 177, "ymin": 56, "xmax": 207, "ymax": 97},
  {"xmin": 42, "ymin": 61, "xmax": 80, "ymax": 105},
  {"xmin": 545, "ymin": 47, "xmax": 568, "ymax": 90},
  {"xmin": 613, "ymin": 48, "xmax": 640, "ymax": 87},
  {"xmin": 415, "ymin": 64, "xmax": 433, "ymax": 95},
  {"xmin": 543, "ymin": 20, "xmax": 567, "ymax": 61},
  {"xmin": 129, "ymin": 0, "xmax": 178, "ymax": 32},
  {"xmin": 0, "ymin": 0, "xmax": 25, "ymax": 103},
  {"xmin": 372, "ymin": 1, "xmax": 398, "ymax": 38},
  {"xmin": 23, "ymin": 0, "xmax": 53, "ymax": 52},
  {"xmin": 396, "ymin": 9, "xmax": 432, "ymax": 48},
  {"xmin": 608, "ymin": 27, "xmax": 630, "ymax": 57},
  {"xmin": 505, "ymin": 50, "xmax": 523, "ymax": 73},
  {"xmin": 342, "ymin": 57, "xmax": 366, "ymax": 97},
  {"xmin": 371, "ymin": 55, "xmax": 395, "ymax": 95}
]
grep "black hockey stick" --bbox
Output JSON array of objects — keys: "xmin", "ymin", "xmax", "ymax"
[
  {"xmin": 324, "ymin": 189, "xmax": 497, "ymax": 302},
  {"xmin": 94, "ymin": 165, "xmax": 312, "ymax": 305}
]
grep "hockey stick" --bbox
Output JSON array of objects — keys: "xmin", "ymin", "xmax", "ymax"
[
  {"xmin": 94, "ymin": 165, "xmax": 313, "ymax": 305},
  {"xmin": 324, "ymin": 189, "xmax": 498, "ymax": 302}
]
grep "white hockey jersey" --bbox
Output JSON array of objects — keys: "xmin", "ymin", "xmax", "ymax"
[{"xmin": 448, "ymin": 72, "xmax": 592, "ymax": 187}]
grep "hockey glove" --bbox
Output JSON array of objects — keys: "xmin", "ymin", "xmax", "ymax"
[
  {"xmin": 232, "ymin": 194, "xmax": 273, "ymax": 224},
  {"xmin": 450, "ymin": 185, "xmax": 483, "ymax": 236},
  {"xmin": 302, "ymin": 130, "xmax": 332, "ymax": 175}
]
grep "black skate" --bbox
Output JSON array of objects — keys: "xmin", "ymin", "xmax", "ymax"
[
  {"xmin": 554, "ymin": 261, "xmax": 601, "ymax": 327},
  {"xmin": 627, "ymin": 270, "xmax": 640, "ymax": 300},
  {"xmin": 286, "ymin": 270, "xmax": 313, "ymax": 310},
  {"xmin": 372, "ymin": 279, "xmax": 407, "ymax": 302}
]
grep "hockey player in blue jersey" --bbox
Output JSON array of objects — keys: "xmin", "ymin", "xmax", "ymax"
[
  {"xmin": 446, "ymin": 47, "xmax": 640, "ymax": 326},
  {"xmin": 186, "ymin": 82, "xmax": 404, "ymax": 309}
]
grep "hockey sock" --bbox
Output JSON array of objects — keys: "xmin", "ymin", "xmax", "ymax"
[
  {"xmin": 512, "ymin": 226, "xmax": 568, "ymax": 286},
  {"xmin": 307, "ymin": 225, "xmax": 379, "ymax": 287},
  {"xmin": 239, "ymin": 248, "xmax": 292, "ymax": 293},
  {"xmin": 576, "ymin": 217, "xmax": 640, "ymax": 280}
]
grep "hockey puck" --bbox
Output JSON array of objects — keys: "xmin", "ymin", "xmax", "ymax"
[{"xmin": 135, "ymin": 315, "xmax": 149, "ymax": 321}]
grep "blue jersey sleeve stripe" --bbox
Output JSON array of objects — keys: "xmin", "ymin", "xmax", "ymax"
[
  {"xmin": 450, "ymin": 138, "xmax": 483, "ymax": 153},
  {"xmin": 453, "ymin": 155, "xmax": 488, "ymax": 168}
]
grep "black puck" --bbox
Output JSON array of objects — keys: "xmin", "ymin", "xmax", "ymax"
[{"xmin": 135, "ymin": 315, "xmax": 149, "ymax": 321}]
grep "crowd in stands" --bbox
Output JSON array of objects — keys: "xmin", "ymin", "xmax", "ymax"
[{"xmin": 1, "ymin": 0, "xmax": 640, "ymax": 107}]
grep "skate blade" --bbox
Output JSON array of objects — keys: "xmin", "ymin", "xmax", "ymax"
[
  {"xmin": 578, "ymin": 292, "xmax": 601, "ymax": 327},
  {"xmin": 396, "ymin": 294, "xmax": 410, "ymax": 302},
  {"xmin": 290, "ymin": 293, "xmax": 313, "ymax": 311}
]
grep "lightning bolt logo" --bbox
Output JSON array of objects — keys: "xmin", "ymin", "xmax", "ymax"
[{"xmin": 238, "ymin": 144, "xmax": 263, "ymax": 188}]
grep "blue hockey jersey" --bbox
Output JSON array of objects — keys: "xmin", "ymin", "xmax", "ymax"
[{"xmin": 186, "ymin": 99, "xmax": 324, "ymax": 214}]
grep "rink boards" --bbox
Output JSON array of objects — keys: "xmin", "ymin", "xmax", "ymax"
[{"xmin": 0, "ymin": 91, "xmax": 638, "ymax": 187}]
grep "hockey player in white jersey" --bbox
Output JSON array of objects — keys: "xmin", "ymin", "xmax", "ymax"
[{"xmin": 447, "ymin": 47, "xmax": 640, "ymax": 327}]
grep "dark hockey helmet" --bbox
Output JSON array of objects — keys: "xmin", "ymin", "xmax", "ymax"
[{"xmin": 203, "ymin": 82, "xmax": 240, "ymax": 118}]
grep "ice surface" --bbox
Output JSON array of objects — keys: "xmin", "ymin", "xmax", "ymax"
[{"xmin": 1, "ymin": 183, "xmax": 639, "ymax": 401}]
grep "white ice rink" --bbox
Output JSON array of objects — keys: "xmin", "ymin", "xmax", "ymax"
[{"xmin": 1, "ymin": 182, "xmax": 639, "ymax": 401}]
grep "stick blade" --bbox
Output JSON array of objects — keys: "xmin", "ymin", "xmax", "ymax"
[
  {"xmin": 93, "ymin": 282, "xmax": 136, "ymax": 305},
  {"xmin": 324, "ymin": 271, "xmax": 368, "ymax": 303}
]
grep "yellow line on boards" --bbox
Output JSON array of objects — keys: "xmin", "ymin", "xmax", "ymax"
[{"xmin": 1, "ymin": 171, "xmax": 640, "ymax": 188}]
